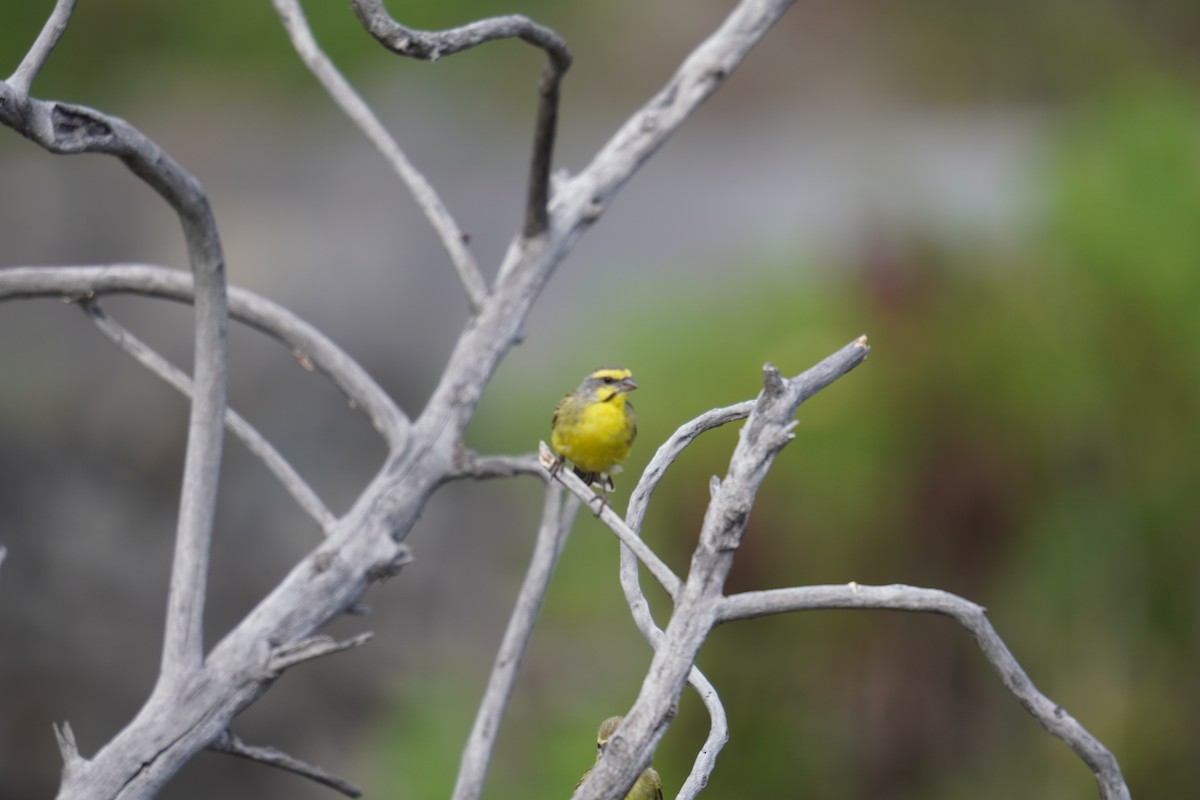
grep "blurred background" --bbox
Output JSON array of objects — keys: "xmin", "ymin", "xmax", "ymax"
[{"xmin": 1, "ymin": 0, "xmax": 1197, "ymax": 798}]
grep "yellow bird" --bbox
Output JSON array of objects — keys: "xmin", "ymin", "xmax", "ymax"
[
  {"xmin": 550, "ymin": 367, "xmax": 638, "ymax": 494},
  {"xmin": 576, "ymin": 715, "xmax": 664, "ymax": 800}
]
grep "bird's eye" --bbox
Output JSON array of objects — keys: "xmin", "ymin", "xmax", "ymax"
[{"xmin": 602, "ymin": 376, "xmax": 615, "ymax": 384}]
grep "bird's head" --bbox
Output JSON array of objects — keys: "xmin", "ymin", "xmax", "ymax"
[
  {"xmin": 583, "ymin": 367, "xmax": 638, "ymax": 403},
  {"xmin": 596, "ymin": 715, "xmax": 624, "ymax": 755}
]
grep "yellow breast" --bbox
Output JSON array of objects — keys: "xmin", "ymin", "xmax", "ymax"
[{"xmin": 552, "ymin": 395, "xmax": 635, "ymax": 474}]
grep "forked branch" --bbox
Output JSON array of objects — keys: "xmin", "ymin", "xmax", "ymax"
[{"xmin": 0, "ymin": 264, "xmax": 409, "ymax": 449}]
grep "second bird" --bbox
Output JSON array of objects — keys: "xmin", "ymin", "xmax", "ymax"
[{"xmin": 576, "ymin": 715, "xmax": 664, "ymax": 800}]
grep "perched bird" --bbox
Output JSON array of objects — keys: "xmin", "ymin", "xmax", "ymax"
[
  {"xmin": 576, "ymin": 715, "xmax": 663, "ymax": 800},
  {"xmin": 550, "ymin": 367, "xmax": 638, "ymax": 495}
]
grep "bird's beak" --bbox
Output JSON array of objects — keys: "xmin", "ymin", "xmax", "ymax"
[{"xmin": 619, "ymin": 377, "xmax": 638, "ymax": 392}]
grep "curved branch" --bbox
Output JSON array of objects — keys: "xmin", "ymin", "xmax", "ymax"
[
  {"xmin": 349, "ymin": 0, "xmax": 571, "ymax": 238},
  {"xmin": 79, "ymin": 300, "xmax": 337, "ymax": 533},
  {"xmin": 271, "ymin": 0, "xmax": 488, "ymax": 311},
  {"xmin": 0, "ymin": 87, "xmax": 230, "ymax": 680},
  {"xmin": 718, "ymin": 583, "xmax": 1131, "ymax": 800},
  {"xmin": 627, "ymin": 401, "xmax": 754, "ymax": 533},
  {"xmin": 0, "ymin": 264, "xmax": 409, "ymax": 450},
  {"xmin": 350, "ymin": 1, "xmax": 570, "ymax": 64},
  {"xmin": 675, "ymin": 668, "xmax": 728, "ymax": 799}
]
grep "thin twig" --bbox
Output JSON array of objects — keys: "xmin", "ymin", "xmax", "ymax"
[
  {"xmin": 271, "ymin": 0, "xmax": 488, "ymax": 311},
  {"xmin": 0, "ymin": 264, "xmax": 409, "ymax": 449},
  {"xmin": 210, "ymin": 730, "xmax": 363, "ymax": 798},
  {"xmin": 718, "ymin": 583, "xmax": 1130, "ymax": 800},
  {"xmin": 452, "ymin": 486, "xmax": 579, "ymax": 800},
  {"xmin": 5, "ymin": 0, "xmax": 77, "ymax": 95},
  {"xmin": 266, "ymin": 632, "xmax": 375, "ymax": 676},
  {"xmin": 78, "ymin": 300, "xmax": 337, "ymax": 533},
  {"xmin": 53, "ymin": 720, "xmax": 87, "ymax": 788},
  {"xmin": 539, "ymin": 442, "xmax": 681, "ymax": 599},
  {"xmin": 348, "ymin": 0, "xmax": 571, "ymax": 238},
  {"xmin": 447, "ymin": 451, "xmax": 545, "ymax": 482}
]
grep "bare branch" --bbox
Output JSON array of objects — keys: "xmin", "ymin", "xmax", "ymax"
[
  {"xmin": 0, "ymin": 85, "xmax": 231, "ymax": 680},
  {"xmin": 5, "ymin": 0, "xmax": 76, "ymax": 96},
  {"xmin": 719, "ymin": 583, "xmax": 1130, "ymax": 800},
  {"xmin": 266, "ymin": 632, "xmax": 376, "ymax": 677},
  {"xmin": 452, "ymin": 486, "xmax": 579, "ymax": 800},
  {"xmin": 447, "ymin": 451, "xmax": 545, "ymax": 482},
  {"xmin": 210, "ymin": 730, "xmax": 362, "ymax": 798},
  {"xmin": 270, "ymin": 0, "xmax": 488, "ymax": 311},
  {"xmin": 348, "ymin": 0, "xmax": 571, "ymax": 238},
  {"xmin": 78, "ymin": 300, "xmax": 337, "ymax": 533},
  {"xmin": 0, "ymin": 265, "xmax": 409, "ymax": 449},
  {"xmin": 539, "ymin": 443, "xmax": 682, "ymax": 600}
]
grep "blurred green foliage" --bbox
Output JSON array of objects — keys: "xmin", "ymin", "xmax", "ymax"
[{"xmin": 443, "ymin": 79, "xmax": 1199, "ymax": 798}]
